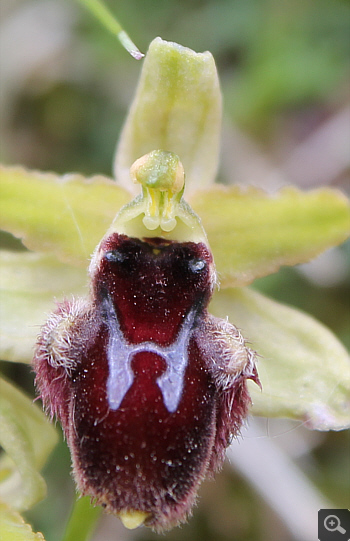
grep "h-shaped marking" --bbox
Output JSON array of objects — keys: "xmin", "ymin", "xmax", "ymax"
[{"xmin": 102, "ymin": 295, "xmax": 197, "ymax": 413}]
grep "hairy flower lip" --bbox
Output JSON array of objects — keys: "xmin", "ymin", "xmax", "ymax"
[{"xmin": 33, "ymin": 232, "xmax": 259, "ymax": 531}]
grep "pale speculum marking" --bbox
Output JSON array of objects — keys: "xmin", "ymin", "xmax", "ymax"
[{"xmin": 102, "ymin": 295, "xmax": 197, "ymax": 413}]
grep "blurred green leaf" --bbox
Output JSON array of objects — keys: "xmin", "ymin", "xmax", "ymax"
[
  {"xmin": 191, "ymin": 185, "xmax": 350, "ymax": 287},
  {"xmin": 0, "ymin": 251, "xmax": 87, "ymax": 363},
  {"xmin": 114, "ymin": 37, "xmax": 222, "ymax": 193},
  {"xmin": 210, "ymin": 287, "xmax": 350, "ymax": 430},
  {"xmin": 224, "ymin": 0, "xmax": 350, "ymax": 132},
  {"xmin": 0, "ymin": 501, "xmax": 45, "ymax": 541},
  {"xmin": 0, "ymin": 166, "xmax": 130, "ymax": 267},
  {"xmin": 0, "ymin": 378, "xmax": 58, "ymax": 511}
]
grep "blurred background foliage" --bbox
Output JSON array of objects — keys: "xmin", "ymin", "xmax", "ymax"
[{"xmin": 0, "ymin": 0, "xmax": 349, "ymax": 540}]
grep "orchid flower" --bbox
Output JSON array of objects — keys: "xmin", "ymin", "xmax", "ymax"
[{"xmin": 0, "ymin": 38, "xmax": 349, "ymax": 537}]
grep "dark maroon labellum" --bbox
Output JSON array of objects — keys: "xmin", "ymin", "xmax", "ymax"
[{"xmin": 33, "ymin": 233, "xmax": 259, "ymax": 531}]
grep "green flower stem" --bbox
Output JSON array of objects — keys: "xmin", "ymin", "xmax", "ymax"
[
  {"xmin": 62, "ymin": 495, "xmax": 102, "ymax": 541},
  {"xmin": 76, "ymin": 0, "xmax": 143, "ymax": 59}
]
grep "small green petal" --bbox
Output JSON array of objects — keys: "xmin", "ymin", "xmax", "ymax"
[
  {"xmin": 0, "ymin": 166, "xmax": 130, "ymax": 267},
  {"xmin": 210, "ymin": 287, "xmax": 350, "ymax": 430},
  {"xmin": 0, "ymin": 251, "xmax": 87, "ymax": 363},
  {"xmin": 115, "ymin": 37, "xmax": 222, "ymax": 192},
  {"xmin": 0, "ymin": 501, "xmax": 45, "ymax": 541},
  {"xmin": 0, "ymin": 378, "xmax": 58, "ymax": 511},
  {"xmin": 191, "ymin": 185, "xmax": 350, "ymax": 287}
]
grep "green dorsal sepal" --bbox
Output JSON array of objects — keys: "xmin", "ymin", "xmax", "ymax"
[{"xmin": 109, "ymin": 150, "xmax": 208, "ymax": 243}]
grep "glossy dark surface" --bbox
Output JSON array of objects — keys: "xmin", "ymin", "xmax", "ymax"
[
  {"xmin": 94, "ymin": 234, "xmax": 213, "ymax": 344},
  {"xmin": 34, "ymin": 234, "xmax": 257, "ymax": 531}
]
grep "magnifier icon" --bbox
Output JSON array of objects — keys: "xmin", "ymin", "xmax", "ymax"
[{"xmin": 324, "ymin": 515, "xmax": 346, "ymax": 534}]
